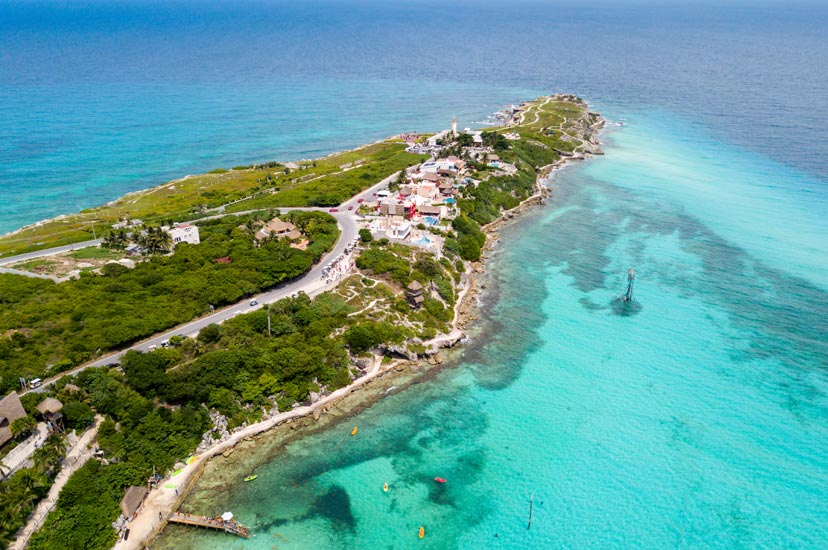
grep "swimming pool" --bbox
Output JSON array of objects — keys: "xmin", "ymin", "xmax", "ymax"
[
  {"xmin": 444, "ymin": 197, "xmax": 456, "ymax": 204},
  {"xmin": 415, "ymin": 235, "xmax": 432, "ymax": 246},
  {"xmin": 424, "ymin": 216, "xmax": 439, "ymax": 226}
]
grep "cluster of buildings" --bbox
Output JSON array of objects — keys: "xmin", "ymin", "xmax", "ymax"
[{"xmin": 360, "ymin": 155, "xmax": 478, "ymax": 253}]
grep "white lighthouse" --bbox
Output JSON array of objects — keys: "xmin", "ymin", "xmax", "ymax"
[{"xmin": 451, "ymin": 116, "xmax": 457, "ymax": 134}]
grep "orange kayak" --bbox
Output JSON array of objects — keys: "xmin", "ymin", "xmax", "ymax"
[{"xmin": 418, "ymin": 526, "xmax": 425, "ymax": 539}]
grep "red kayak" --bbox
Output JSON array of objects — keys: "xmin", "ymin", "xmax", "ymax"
[{"xmin": 434, "ymin": 477, "xmax": 447, "ymax": 484}]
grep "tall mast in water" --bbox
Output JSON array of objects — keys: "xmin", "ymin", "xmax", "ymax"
[{"xmin": 624, "ymin": 268, "xmax": 635, "ymax": 303}]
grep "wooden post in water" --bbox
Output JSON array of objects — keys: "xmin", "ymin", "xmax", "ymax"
[{"xmin": 527, "ymin": 493, "xmax": 534, "ymax": 530}]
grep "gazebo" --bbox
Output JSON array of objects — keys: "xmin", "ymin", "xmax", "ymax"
[{"xmin": 406, "ymin": 281, "xmax": 424, "ymax": 309}]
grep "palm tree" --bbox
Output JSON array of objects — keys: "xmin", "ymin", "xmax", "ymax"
[{"xmin": 32, "ymin": 435, "xmax": 66, "ymax": 475}]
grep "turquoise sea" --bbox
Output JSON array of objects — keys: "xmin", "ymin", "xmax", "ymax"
[
  {"xmin": 153, "ymin": 107, "xmax": 828, "ymax": 549},
  {"xmin": 3, "ymin": 1, "xmax": 828, "ymax": 548}
]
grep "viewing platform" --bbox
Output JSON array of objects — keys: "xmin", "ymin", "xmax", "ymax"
[{"xmin": 167, "ymin": 512, "xmax": 250, "ymax": 539}]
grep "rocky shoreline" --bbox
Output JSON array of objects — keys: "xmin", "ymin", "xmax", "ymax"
[{"xmin": 116, "ymin": 99, "xmax": 605, "ymax": 550}]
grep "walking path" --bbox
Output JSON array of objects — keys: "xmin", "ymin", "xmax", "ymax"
[
  {"xmin": 0, "ymin": 423, "xmax": 49, "ymax": 479},
  {"xmin": 9, "ymin": 416, "xmax": 103, "ymax": 550},
  {"xmin": 113, "ymin": 356, "xmax": 386, "ymax": 550}
]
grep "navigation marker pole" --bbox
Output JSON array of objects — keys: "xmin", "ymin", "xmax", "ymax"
[
  {"xmin": 527, "ymin": 493, "xmax": 534, "ymax": 530},
  {"xmin": 623, "ymin": 268, "xmax": 635, "ymax": 303}
]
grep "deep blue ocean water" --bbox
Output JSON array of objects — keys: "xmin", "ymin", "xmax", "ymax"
[{"xmin": 4, "ymin": 1, "xmax": 828, "ymax": 548}]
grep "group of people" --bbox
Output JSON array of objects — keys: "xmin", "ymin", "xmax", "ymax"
[{"xmin": 322, "ymin": 247, "xmax": 356, "ymax": 285}]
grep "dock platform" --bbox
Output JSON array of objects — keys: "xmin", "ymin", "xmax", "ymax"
[{"xmin": 167, "ymin": 512, "xmax": 250, "ymax": 538}]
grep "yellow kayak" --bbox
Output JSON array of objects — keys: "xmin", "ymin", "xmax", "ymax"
[
  {"xmin": 418, "ymin": 526, "xmax": 425, "ymax": 539},
  {"xmin": 351, "ymin": 426, "xmax": 358, "ymax": 436},
  {"xmin": 383, "ymin": 483, "xmax": 389, "ymax": 493}
]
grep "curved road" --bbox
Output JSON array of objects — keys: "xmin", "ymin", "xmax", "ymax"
[{"xmin": 24, "ymin": 170, "xmax": 401, "ymax": 393}]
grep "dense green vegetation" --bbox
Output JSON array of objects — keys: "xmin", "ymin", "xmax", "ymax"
[
  {"xmin": 13, "ymin": 96, "xmax": 595, "ymax": 549},
  {"xmin": 27, "ymin": 287, "xmax": 416, "ymax": 550},
  {"xmin": 28, "ymin": 368, "xmax": 210, "ymax": 550},
  {"xmin": 0, "ymin": 141, "xmax": 424, "ymax": 258},
  {"xmin": 0, "ymin": 381, "xmax": 100, "ymax": 547},
  {"xmin": 444, "ymin": 214, "xmax": 487, "ymax": 262},
  {"xmin": 159, "ymin": 292, "xmax": 357, "ymax": 422},
  {"xmin": 0, "ymin": 434, "xmax": 65, "ymax": 548},
  {"xmin": 29, "ymin": 460, "xmax": 125, "ymax": 550},
  {"xmin": 226, "ymin": 144, "xmax": 425, "ymax": 211},
  {"xmin": 0, "ymin": 211, "xmax": 338, "ymax": 392},
  {"xmin": 354, "ymin": 241, "xmax": 457, "ymax": 334}
]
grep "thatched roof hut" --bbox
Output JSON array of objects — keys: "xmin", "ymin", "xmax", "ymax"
[
  {"xmin": 120, "ymin": 486, "xmax": 148, "ymax": 518},
  {"xmin": 36, "ymin": 397, "xmax": 63, "ymax": 415},
  {"xmin": 0, "ymin": 392, "xmax": 27, "ymax": 446}
]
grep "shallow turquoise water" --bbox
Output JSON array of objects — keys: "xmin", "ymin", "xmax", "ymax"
[{"xmin": 154, "ymin": 111, "xmax": 828, "ymax": 549}]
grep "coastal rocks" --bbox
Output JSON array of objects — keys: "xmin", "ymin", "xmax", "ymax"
[
  {"xmin": 580, "ymin": 139, "xmax": 603, "ymax": 155},
  {"xmin": 426, "ymin": 351, "xmax": 444, "ymax": 365},
  {"xmin": 381, "ymin": 343, "xmax": 419, "ymax": 361},
  {"xmin": 353, "ymin": 356, "xmax": 373, "ymax": 371},
  {"xmin": 197, "ymin": 411, "xmax": 231, "ymax": 453}
]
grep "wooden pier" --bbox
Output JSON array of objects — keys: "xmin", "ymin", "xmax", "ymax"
[{"xmin": 167, "ymin": 512, "xmax": 250, "ymax": 538}]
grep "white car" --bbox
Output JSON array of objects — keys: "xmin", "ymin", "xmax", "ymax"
[{"xmin": 250, "ymin": 300, "xmax": 258, "ymax": 306}]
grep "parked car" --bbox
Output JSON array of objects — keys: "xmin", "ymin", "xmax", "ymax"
[
  {"xmin": 348, "ymin": 206, "xmax": 354, "ymax": 210},
  {"xmin": 29, "ymin": 378, "xmax": 42, "ymax": 388},
  {"xmin": 250, "ymin": 300, "xmax": 258, "ymax": 306},
  {"xmin": 329, "ymin": 208, "xmax": 338, "ymax": 212},
  {"xmin": 357, "ymin": 198, "xmax": 364, "ymax": 203}
]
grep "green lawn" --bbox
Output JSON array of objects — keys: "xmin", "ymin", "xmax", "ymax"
[{"xmin": 0, "ymin": 141, "xmax": 423, "ymax": 258}]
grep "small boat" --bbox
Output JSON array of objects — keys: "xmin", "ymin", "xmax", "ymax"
[
  {"xmin": 418, "ymin": 526, "xmax": 425, "ymax": 539},
  {"xmin": 434, "ymin": 477, "xmax": 446, "ymax": 484},
  {"xmin": 243, "ymin": 475, "xmax": 257, "ymax": 482},
  {"xmin": 383, "ymin": 483, "xmax": 389, "ymax": 493},
  {"xmin": 351, "ymin": 427, "xmax": 358, "ymax": 436}
]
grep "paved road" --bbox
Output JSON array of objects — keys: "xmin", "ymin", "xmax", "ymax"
[
  {"xmin": 0, "ymin": 169, "xmax": 398, "ymax": 269},
  {"xmin": 82, "ymin": 210, "xmax": 359, "ymax": 368},
  {"xmin": 24, "ymin": 171, "xmax": 401, "ymax": 393},
  {"xmin": 0, "ymin": 239, "xmax": 102, "ymax": 266}
]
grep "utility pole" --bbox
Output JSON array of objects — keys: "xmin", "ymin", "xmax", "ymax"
[{"xmin": 267, "ymin": 303, "xmax": 271, "ymax": 337}]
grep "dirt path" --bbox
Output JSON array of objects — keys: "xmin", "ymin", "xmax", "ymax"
[
  {"xmin": 112, "ymin": 356, "xmax": 387, "ymax": 550},
  {"xmin": 10, "ymin": 416, "xmax": 102, "ymax": 550}
]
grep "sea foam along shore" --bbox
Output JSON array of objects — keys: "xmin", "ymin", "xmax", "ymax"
[{"xmin": 113, "ymin": 99, "xmax": 606, "ymax": 550}]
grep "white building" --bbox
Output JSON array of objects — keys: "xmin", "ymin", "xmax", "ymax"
[
  {"xmin": 168, "ymin": 223, "xmax": 200, "ymax": 246},
  {"xmin": 387, "ymin": 221, "xmax": 411, "ymax": 240}
]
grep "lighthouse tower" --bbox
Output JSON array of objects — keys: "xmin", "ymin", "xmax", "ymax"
[{"xmin": 451, "ymin": 116, "xmax": 457, "ymax": 134}]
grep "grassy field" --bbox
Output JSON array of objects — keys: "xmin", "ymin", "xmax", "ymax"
[
  {"xmin": 482, "ymin": 95, "xmax": 590, "ymax": 155},
  {"xmin": 69, "ymin": 247, "xmax": 123, "ymax": 260},
  {"xmin": 0, "ymin": 96, "xmax": 588, "ymax": 258},
  {"xmin": 0, "ymin": 140, "xmax": 424, "ymax": 258}
]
